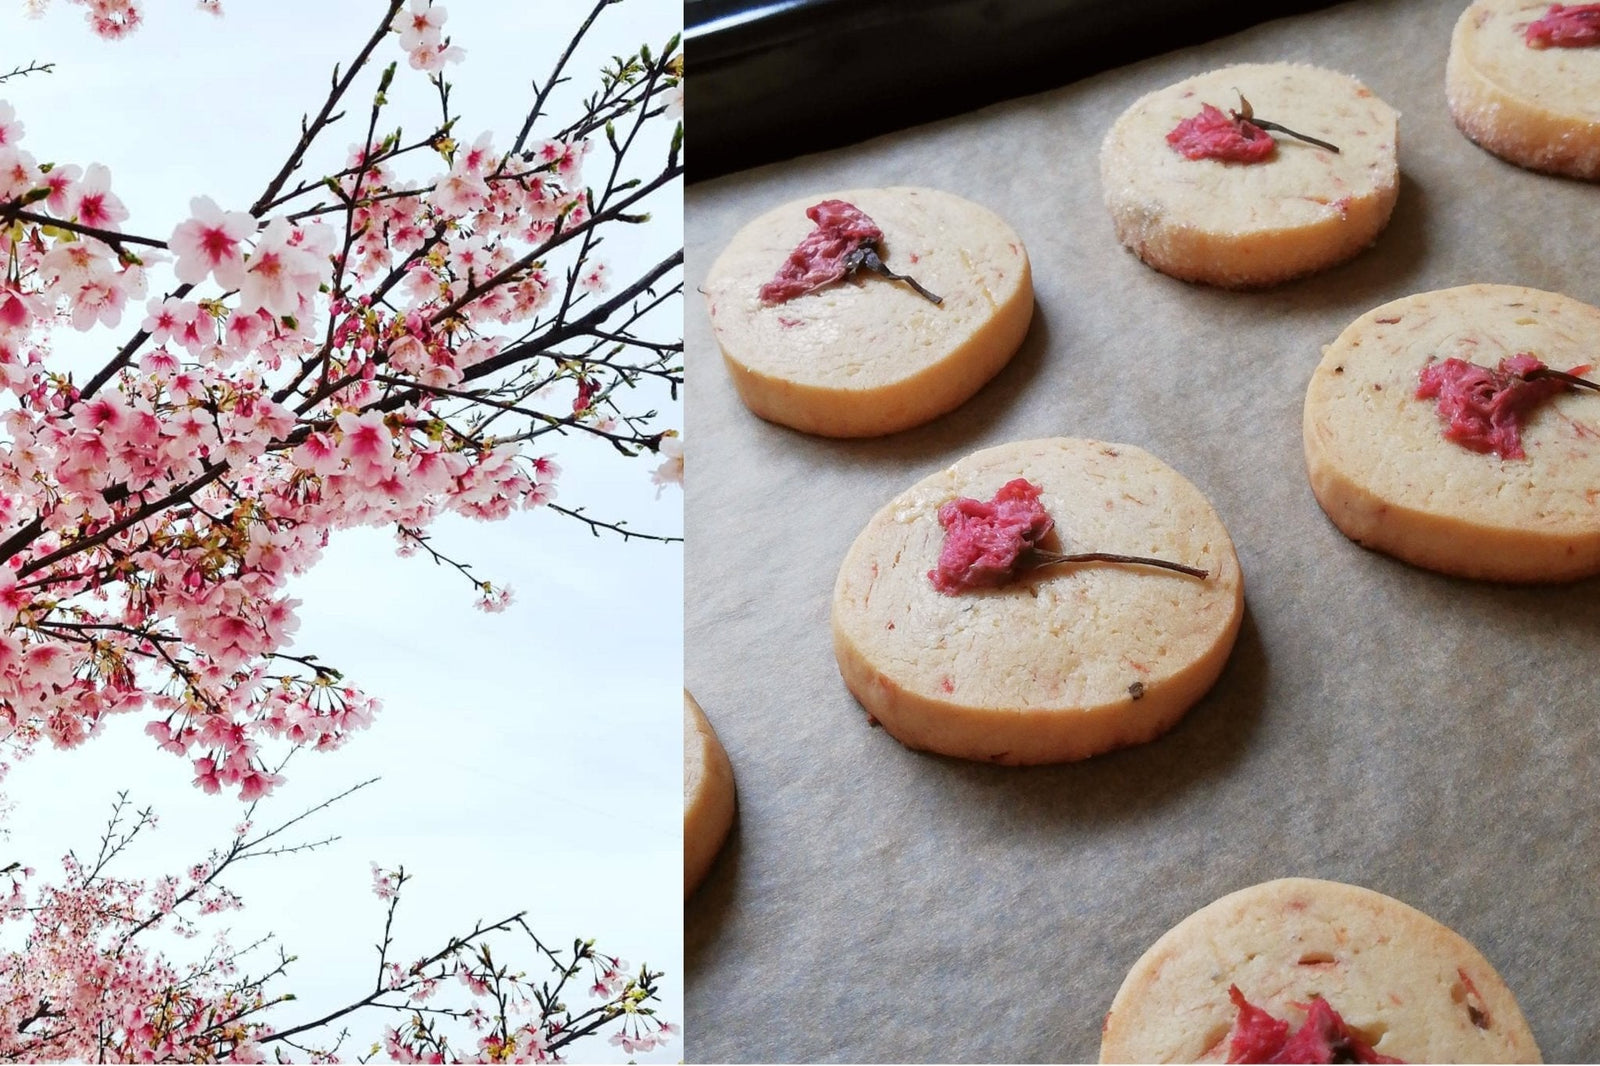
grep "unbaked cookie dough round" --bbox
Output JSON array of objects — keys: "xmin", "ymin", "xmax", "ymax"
[
  {"xmin": 1446, "ymin": 0, "xmax": 1600, "ymax": 180},
  {"xmin": 701, "ymin": 187, "xmax": 1033, "ymax": 437},
  {"xmin": 1100, "ymin": 63, "xmax": 1400, "ymax": 287},
  {"xmin": 1099, "ymin": 878, "xmax": 1542, "ymax": 1064},
  {"xmin": 1304, "ymin": 284, "xmax": 1600, "ymax": 582},
  {"xmin": 684, "ymin": 690, "xmax": 735, "ymax": 897},
  {"xmin": 831, "ymin": 438, "xmax": 1243, "ymax": 764}
]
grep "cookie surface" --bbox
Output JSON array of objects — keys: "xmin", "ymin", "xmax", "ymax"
[
  {"xmin": 1446, "ymin": 0, "xmax": 1600, "ymax": 180},
  {"xmin": 1099, "ymin": 877, "xmax": 1542, "ymax": 1064},
  {"xmin": 1303, "ymin": 284, "xmax": 1600, "ymax": 582},
  {"xmin": 1100, "ymin": 63, "xmax": 1399, "ymax": 287},
  {"xmin": 702, "ymin": 186, "xmax": 1033, "ymax": 437},
  {"xmin": 684, "ymin": 690, "xmax": 736, "ymax": 898},
  {"xmin": 831, "ymin": 438, "xmax": 1243, "ymax": 764}
]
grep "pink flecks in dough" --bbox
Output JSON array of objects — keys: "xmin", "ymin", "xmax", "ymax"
[
  {"xmin": 927, "ymin": 478, "xmax": 1053, "ymax": 595},
  {"xmin": 1166, "ymin": 104, "xmax": 1276, "ymax": 162}
]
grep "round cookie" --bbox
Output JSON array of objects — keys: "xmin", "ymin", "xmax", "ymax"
[
  {"xmin": 1100, "ymin": 878, "xmax": 1542, "ymax": 1064},
  {"xmin": 701, "ymin": 187, "xmax": 1033, "ymax": 438},
  {"xmin": 684, "ymin": 690, "xmax": 735, "ymax": 898},
  {"xmin": 1446, "ymin": 0, "xmax": 1600, "ymax": 180},
  {"xmin": 831, "ymin": 438, "xmax": 1243, "ymax": 764},
  {"xmin": 1100, "ymin": 63, "xmax": 1400, "ymax": 287},
  {"xmin": 1303, "ymin": 284, "xmax": 1600, "ymax": 582}
]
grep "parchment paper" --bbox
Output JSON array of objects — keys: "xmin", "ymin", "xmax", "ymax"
[{"xmin": 684, "ymin": 0, "xmax": 1600, "ymax": 1061}]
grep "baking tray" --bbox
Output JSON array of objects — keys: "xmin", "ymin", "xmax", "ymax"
[
  {"xmin": 685, "ymin": 0, "xmax": 1600, "ymax": 1060},
  {"xmin": 687, "ymin": 0, "xmax": 1339, "ymax": 179}
]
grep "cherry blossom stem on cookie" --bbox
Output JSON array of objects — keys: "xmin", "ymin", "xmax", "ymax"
[
  {"xmin": 1021, "ymin": 548, "xmax": 1209, "ymax": 580},
  {"xmin": 1522, "ymin": 364, "xmax": 1600, "ymax": 392}
]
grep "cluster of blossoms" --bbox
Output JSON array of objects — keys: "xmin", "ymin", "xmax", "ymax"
[
  {"xmin": 0, "ymin": 807, "xmax": 266, "ymax": 1063},
  {"xmin": 0, "ymin": 793, "xmax": 674, "ymax": 1062},
  {"xmin": 0, "ymin": 1, "xmax": 682, "ymax": 1060},
  {"xmin": 22, "ymin": 0, "xmax": 222, "ymax": 41},
  {"xmin": 393, "ymin": 0, "xmax": 464, "ymax": 71},
  {"xmin": 0, "ymin": 0, "xmax": 683, "ymax": 805},
  {"xmin": 369, "ymin": 868, "xmax": 676, "ymax": 1064}
]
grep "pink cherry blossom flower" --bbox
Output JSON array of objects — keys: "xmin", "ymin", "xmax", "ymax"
[
  {"xmin": 0, "ymin": 103, "xmax": 24, "ymax": 147},
  {"xmin": 408, "ymin": 39, "xmax": 465, "ymax": 71},
  {"xmin": 651, "ymin": 433, "xmax": 682, "ymax": 496},
  {"xmin": 430, "ymin": 158, "xmax": 489, "ymax": 216},
  {"xmin": 579, "ymin": 260, "xmax": 610, "ymax": 293},
  {"xmin": 237, "ymin": 217, "xmax": 333, "ymax": 317},
  {"xmin": 192, "ymin": 755, "xmax": 222, "ymax": 794},
  {"xmin": 458, "ymin": 131, "xmax": 496, "ymax": 173},
  {"xmin": 68, "ymin": 162, "xmax": 129, "ymax": 231},
  {"xmin": 475, "ymin": 585, "xmax": 512, "ymax": 613},
  {"xmin": 335, "ymin": 409, "xmax": 392, "ymax": 466},
  {"xmin": 0, "ymin": 145, "xmax": 40, "ymax": 200},
  {"xmin": 235, "ymin": 765, "xmax": 283, "ymax": 801},
  {"xmin": 169, "ymin": 196, "xmax": 254, "ymax": 288},
  {"xmin": 79, "ymin": 0, "xmax": 144, "ymax": 38},
  {"xmin": 141, "ymin": 296, "xmax": 203, "ymax": 347},
  {"xmin": 393, "ymin": 0, "xmax": 445, "ymax": 51},
  {"xmin": 41, "ymin": 161, "xmax": 82, "ymax": 214}
]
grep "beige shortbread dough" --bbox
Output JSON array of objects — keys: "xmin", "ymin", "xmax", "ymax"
[
  {"xmin": 684, "ymin": 690, "xmax": 735, "ymax": 898},
  {"xmin": 1100, "ymin": 63, "xmax": 1399, "ymax": 287},
  {"xmin": 1446, "ymin": 0, "xmax": 1600, "ymax": 180},
  {"xmin": 831, "ymin": 438, "xmax": 1243, "ymax": 764},
  {"xmin": 1100, "ymin": 877, "xmax": 1543, "ymax": 1064},
  {"xmin": 701, "ymin": 187, "xmax": 1033, "ymax": 437},
  {"xmin": 1303, "ymin": 284, "xmax": 1600, "ymax": 582}
]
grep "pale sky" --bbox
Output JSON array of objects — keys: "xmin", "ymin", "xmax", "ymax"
[{"xmin": 0, "ymin": 1, "xmax": 683, "ymax": 1060}]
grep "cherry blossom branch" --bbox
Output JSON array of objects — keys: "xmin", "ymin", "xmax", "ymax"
[
  {"xmin": 249, "ymin": 0, "xmax": 405, "ymax": 218},
  {"xmin": 113, "ymin": 778, "xmax": 379, "ymax": 949},
  {"xmin": 394, "ymin": 524, "xmax": 498, "ymax": 593},
  {"xmin": 0, "ymin": 781, "xmax": 673, "ymax": 1063},
  {"xmin": 287, "ymin": 233, "xmax": 680, "ymax": 422},
  {"xmin": 460, "ymin": 248, "xmax": 682, "ymax": 384},
  {"xmin": 229, "ymin": 776, "xmax": 376, "ymax": 860},
  {"xmin": 369, "ymin": 372, "xmax": 669, "ymax": 453},
  {"xmin": 284, "ymin": 177, "xmax": 431, "ymax": 223},
  {"xmin": 508, "ymin": 0, "xmax": 612, "ymax": 159},
  {"xmin": 263, "ymin": 136, "xmax": 438, "ymax": 219},
  {"xmin": 0, "ymin": 60, "xmax": 55, "ymax": 84},
  {"xmin": 427, "ymin": 159, "xmax": 682, "ymax": 328},
  {"xmin": 78, "ymin": 792, "xmax": 157, "ymax": 885},
  {"xmin": 257, "ymin": 912, "xmax": 526, "ymax": 1047},
  {"xmin": 14, "ymin": 463, "xmax": 229, "ymax": 576},
  {"xmin": 0, "ymin": 203, "xmax": 166, "ymax": 250},
  {"xmin": 546, "ymin": 503, "xmax": 681, "ymax": 544}
]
